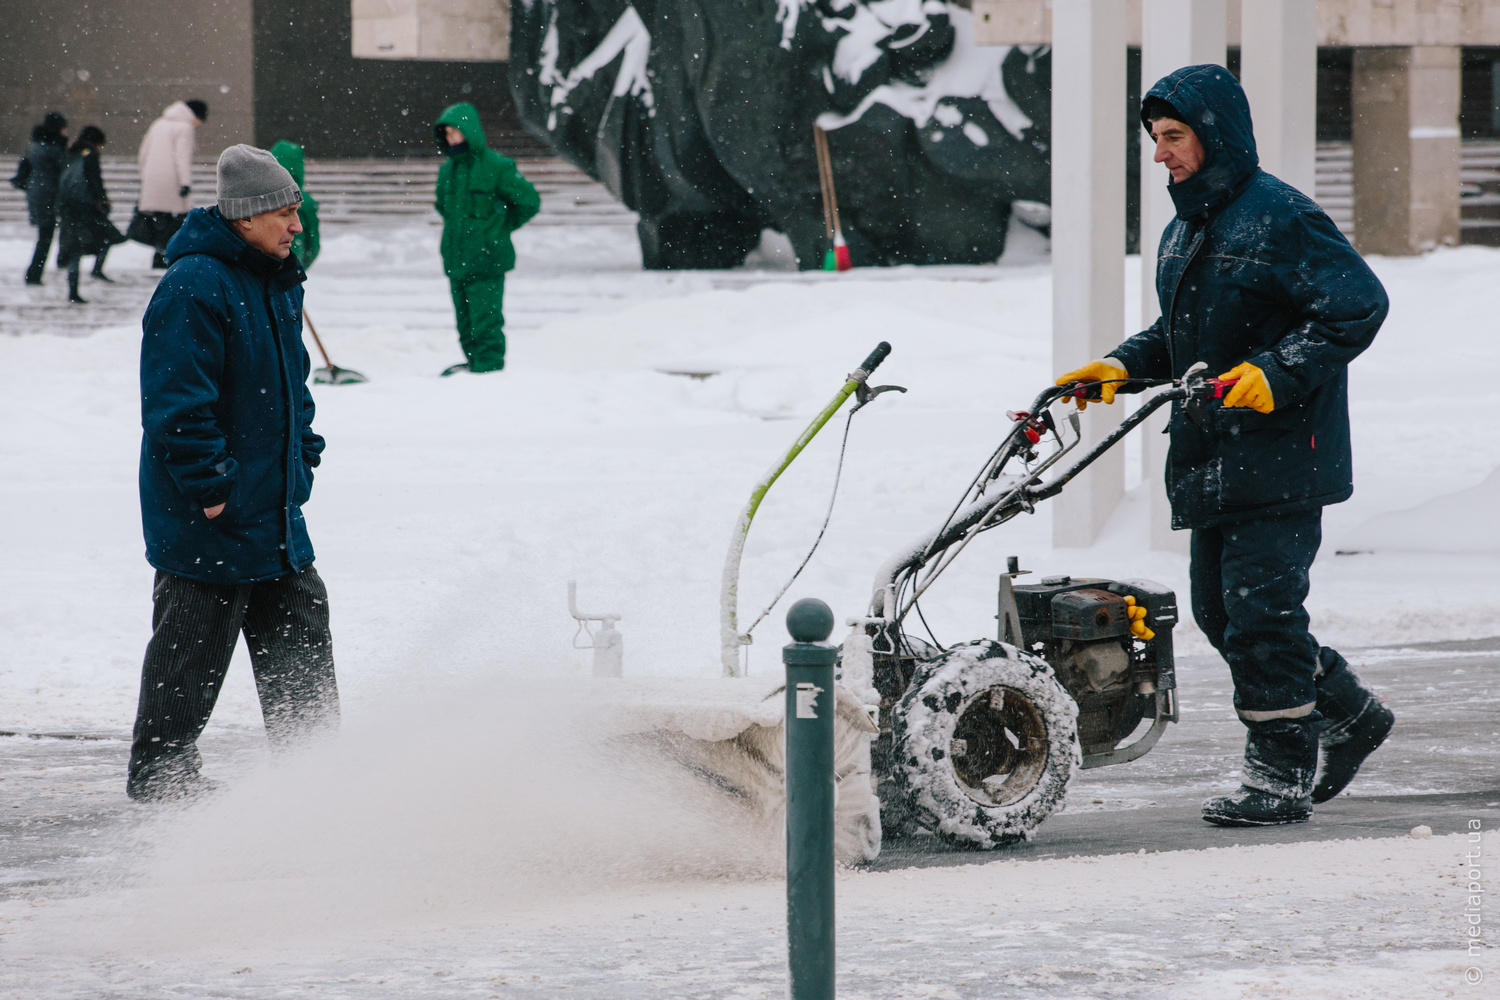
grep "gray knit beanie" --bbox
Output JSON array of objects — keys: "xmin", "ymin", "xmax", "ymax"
[{"xmin": 217, "ymin": 144, "xmax": 302, "ymax": 220}]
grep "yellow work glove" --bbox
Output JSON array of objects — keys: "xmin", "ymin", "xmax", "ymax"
[
  {"xmin": 1055, "ymin": 359, "xmax": 1128, "ymax": 410},
  {"xmin": 1124, "ymin": 595, "xmax": 1155, "ymax": 642},
  {"xmin": 1219, "ymin": 361, "xmax": 1275, "ymax": 414}
]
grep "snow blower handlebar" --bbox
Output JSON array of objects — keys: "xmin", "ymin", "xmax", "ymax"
[
  {"xmin": 870, "ymin": 365, "xmax": 1229, "ymax": 629},
  {"xmin": 720, "ymin": 343, "xmax": 899, "ymax": 677}
]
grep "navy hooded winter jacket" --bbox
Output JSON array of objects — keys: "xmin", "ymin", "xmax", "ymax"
[
  {"xmin": 1110, "ymin": 65, "xmax": 1388, "ymax": 530},
  {"xmin": 139, "ymin": 207, "xmax": 322, "ymax": 585}
]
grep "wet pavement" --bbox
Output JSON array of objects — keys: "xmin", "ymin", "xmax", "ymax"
[{"xmin": 3, "ymin": 637, "xmax": 1497, "ymax": 895}]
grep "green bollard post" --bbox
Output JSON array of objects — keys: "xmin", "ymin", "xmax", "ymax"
[{"xmin": 784, "ymin": 597, "xmax": 837, "ymax": 1000}]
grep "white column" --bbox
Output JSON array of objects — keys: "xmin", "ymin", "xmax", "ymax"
[
  {"xmin": 1241, "ymin": 0, "xmax": 1317, "ymax": 196},
  {"xmin": 1050, "ymin": 0, "xmax": 1127, "ymax": 549},
  {"xmin": 1139, "ymin": 0, "xmax": 1225, "ymax": 554}
]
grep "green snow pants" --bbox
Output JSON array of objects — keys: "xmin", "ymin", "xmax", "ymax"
[{"xmin": 450, "ymin": 275, "xmax": 507, "ymax": 372}]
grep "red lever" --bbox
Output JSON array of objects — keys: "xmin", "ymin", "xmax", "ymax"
[
  {"xmin": 1207, "ymin": 377, "xmax": 1239, "ymax": 398},
  {"xmin": 1007, "ymin": 410, "xmax": 1043, "ymax": 444}
]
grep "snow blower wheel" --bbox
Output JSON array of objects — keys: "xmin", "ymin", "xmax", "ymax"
[{"xmin": 893, "ymin": 641, "xmax": 1079, "ymax": 848}]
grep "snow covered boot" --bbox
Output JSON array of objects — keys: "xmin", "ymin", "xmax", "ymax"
[
  {"xmin": 1311, "ymin": 648, "xmax": 1393, "ymax": 803},
  {"xmin": 126, "ymin": 748, "xmax": 217, "ymax": 803},
  {"xmin": 1202, "ymin": 716, "xmax": 1318, "ymax": 827}
]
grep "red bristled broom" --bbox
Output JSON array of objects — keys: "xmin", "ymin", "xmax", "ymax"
[{"xmin": 814, "ymin": 123, "xmax": 852, "ymax": 272}]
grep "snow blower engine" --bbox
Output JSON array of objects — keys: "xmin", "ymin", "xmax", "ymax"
[{"xmin": 844, "ymin": 363, "xmax": 1240, "ymax": 848}]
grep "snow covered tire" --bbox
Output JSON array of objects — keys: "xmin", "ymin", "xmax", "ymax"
[{"xmin": 893, "ymin": 640, "xmax": 1080, "ymax": 848}]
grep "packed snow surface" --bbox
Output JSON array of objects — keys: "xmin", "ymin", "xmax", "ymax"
[{"xmin": 1, "ymin": 220, "xmax": 1498, "ymax": 997}]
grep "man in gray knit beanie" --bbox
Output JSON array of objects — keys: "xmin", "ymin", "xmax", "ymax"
[
  {"xmin": 215, "ymin": 144, "xmax": 305, "ymax": 259},
  {"xmin": 129, "ymin": 142, "xmax": 337, "ymax": 802},
  {"xmin": 218, "ymin": 143, "xmax": 302, "ymax": 220}
]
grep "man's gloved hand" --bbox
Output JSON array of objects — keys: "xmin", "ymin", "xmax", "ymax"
[
  {"xmin": 1218, "ymin": 361, "xmax": 1275, "ymax": 414},
  {"xmin": 1054, "ymin": 359, "xmax": 1128, "ymax": 410},
  {"xmin": 179, "ymin": 185, "xmax": 191, "ymax": 199},
  {"xmin": 1123, "ymin": 595, "xmax": 1155, "ymax": 641}
]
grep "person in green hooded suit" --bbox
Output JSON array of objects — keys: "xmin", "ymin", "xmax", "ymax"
[
  {"xmin": 433, "ymin": 103, "xmax": 541, "ymax": 375},
  {"xmin": 269, "ymin": 141, "xmax": 320, "ymax": 269}
]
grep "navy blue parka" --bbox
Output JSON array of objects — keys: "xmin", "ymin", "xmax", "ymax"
[
  {"xmin": 1110, "ymin": 65, "xmax": 1388, "ymax": 529},
  {"xmin": 139, "ymin": 207, "xmax": 322, "ymax": 585}
]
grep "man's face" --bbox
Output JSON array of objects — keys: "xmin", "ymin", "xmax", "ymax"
[
  {"xmin": 233, "ymin": 204, "xmax": 302, "ymax": 259},
  {"xmin": 444, "ymin": 125, "xmax": 465, "ymax": 146},
  {"xmin": 1151, "ymin": 118, "xmax": 1205, "ymax": 183}
]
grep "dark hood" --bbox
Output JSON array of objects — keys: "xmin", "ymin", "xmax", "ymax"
[
  {"xmin": 1141, "ymin": 64, "xmax": 1259, "ymax": 220},
  {"xmin": 164, "ymin": 207, "xmax": 307, "ymax": 289},
  {"xmin": 31, "ymin": 112, "xmax": 68, "ymax": 146},
  {"xmin": 434, "ymin": 102, "xmax": 488, "ymax": 153}
]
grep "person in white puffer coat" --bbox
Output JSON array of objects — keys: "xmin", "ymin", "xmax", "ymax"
[{"xmin": 135, "ymin": 100, "xmax": 205, "ymax": 266}]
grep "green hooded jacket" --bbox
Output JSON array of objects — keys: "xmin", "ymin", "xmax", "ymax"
[
  {"xmin": 270, "ymin": 140, "xmax": 320, "ymax": 269},
  {"xmin": 433, "ymin": 103, "xmax": 541, "ymax": 283}
]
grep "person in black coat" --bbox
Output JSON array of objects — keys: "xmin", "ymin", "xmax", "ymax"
[
  {"xmin": 10, "ymin": 111, "xmax": 69, "ymax": 285},
  {"xmin": 56, "ymin": 126, "xmax": 126, "ymax": 303},
  {"xmin": 1056, "ymin": 66, "xmax": 1394, "ymax": 828}
]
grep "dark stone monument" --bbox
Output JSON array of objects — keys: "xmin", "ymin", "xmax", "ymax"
[{"xmin": 510, "ymin": 0, "xmax": 1052, "ymax": 269}]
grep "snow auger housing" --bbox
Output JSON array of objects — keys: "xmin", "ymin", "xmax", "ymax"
[{"xmin": 850, "ymin": 366, "xmax": 1229, "ymax": 848}]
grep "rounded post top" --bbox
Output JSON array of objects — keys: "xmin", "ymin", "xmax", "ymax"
[{"xmin": 786, "ymin": 598, "xmax": 834, "ymax": 644}]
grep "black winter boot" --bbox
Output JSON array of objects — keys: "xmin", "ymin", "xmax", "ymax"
[
  {"xmin": 1203, "ymin": 716, "xmax": 1318, "ymax": 827},
  {"xmin": 1311, "ymin": 648, "xmax": 1393, "ymax": 803},
  {"xmin": 66, "ymin": 261, "xmax": 86, "ymax": 304}
]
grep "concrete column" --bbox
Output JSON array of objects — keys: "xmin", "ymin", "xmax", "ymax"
[
  {"xmin": 1352, "ymin": 46, "xmax": 1462, "ymax": 255},
  {"xmin": 1240, "ymin": 0, "xmax": 1317, "ymax": 196},
  {"xmin": 1051, "ymin": 0, "xmax": 1127, "ymax": 549},
  {"xmin": 1139, "ymin": 0, "xmax": 1224, "ymax": 554}
]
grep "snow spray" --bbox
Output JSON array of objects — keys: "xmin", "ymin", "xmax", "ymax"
[{"xmin": 45, "ymin": 677, "xmax": 778, "ymax": 954}]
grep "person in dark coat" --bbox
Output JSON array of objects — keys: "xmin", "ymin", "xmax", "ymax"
[
  {"xmin": 56, "ymin": 126, "xmax": 126, "ymax": 302},
  {"xmin": 131, "ymin": 144, "xmax": 338, "ymax": 801},
  {"xmin": 1056, "ymin": 65, "xmax": 1393, "ymax": 828},
  {"xmin": 11, "ymin": 111, "xmax": 69, "ymax": 285}
]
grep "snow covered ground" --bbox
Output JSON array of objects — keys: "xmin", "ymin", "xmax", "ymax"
[
  {"xmin": 1, "ymin": 219, "xmax": 1497, "ymax": 996},
  {"xmin": 3, "ymin": 223, "xmax": 1498, "ymax": 733}
]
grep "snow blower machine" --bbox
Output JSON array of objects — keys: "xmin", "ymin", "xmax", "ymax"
[
  {"xmin": 844, "ymin": 366, "xmax": 1206, "ymax": 850},
  {"xmin": 602, "ymin": 345, "xmax": 1239, "ymax": 860},
  {"xmin": 845, "ymin": 352, "xmax": 1265, "ymax": 849}
]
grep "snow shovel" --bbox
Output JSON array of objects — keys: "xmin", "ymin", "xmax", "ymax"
[
  {"xmin": 303, "ymin": 311, "xmax": 368, "ymax": 385},
  {"xmin": 813, "ymin": 124, "xmax": 852, "ymax": 272}
]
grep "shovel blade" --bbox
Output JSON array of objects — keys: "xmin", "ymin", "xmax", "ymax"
[{"xmin": 313, "ymin": 366, "xmax": 369, "ymax": 385}]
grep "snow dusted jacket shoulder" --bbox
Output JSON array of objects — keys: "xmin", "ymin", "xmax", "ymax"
[
  {"xmin": 139, "ymin": 207, "xmax": 322, "ymax": 585},
  {"xmin": 1109, "ymin": 65, "xmax": 1388, "ymax": 530},
  {"xmin": 137, "ymin": 102, "xmax": 197, "ymax": 214}
]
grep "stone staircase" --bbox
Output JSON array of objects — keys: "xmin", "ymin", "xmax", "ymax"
[
  {"xmin": 3, "ymin": 144, "xmax": 1497, "ymax": 339},
  {"xmin": 0, "ymin": 156, "xmax": 637, "ymax": 338},
  {"xmin": 1459, "ymin": 141, "xmax": 1500, "ymax": 247},
  {"xmin": 1315, "ymin": 142, "xmax": 1353, "ymax": 239},
  {"xmin": 0, "ymin": 155, "xmax": 636, "ymax": 230},
  {"xmin": 8, "ymin": 142, "xmax": 1499, "ymax": 242}
]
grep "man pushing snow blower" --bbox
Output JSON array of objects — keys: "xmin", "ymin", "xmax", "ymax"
[{"xmin": 1057, "ymin": 65, "xmax": 1393, "ymax": 828}]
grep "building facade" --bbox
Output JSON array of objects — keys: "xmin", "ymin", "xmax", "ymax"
[{"xmin": 2, "ymin": 0, "xmax": 534, "ymax": 158}]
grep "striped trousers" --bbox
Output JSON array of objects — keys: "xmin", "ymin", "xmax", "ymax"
[{"xmin": 128, "ymin": 566, "xmax": 339, "ymax": 799}]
